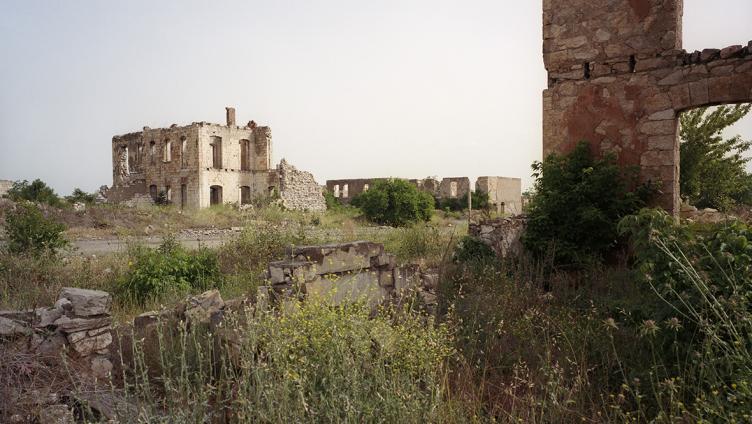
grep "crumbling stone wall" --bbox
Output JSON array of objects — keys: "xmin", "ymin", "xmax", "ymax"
[
  {"xmin": 277, "ymin": 159, "xmax": 326, "ymax": 212},
  {"xmin": 0, "ymin": 288, "xmax": 114, "ymax": 379},
  {"xmin": 259, "ymin": 241, "xmax": 438, "ymax": 311},
  {"xmin": 476, "ymin": 177, "xmax": 522, "ymax": 215},
  {"xmin": 108, "ymin": 107, "xmax": 290, "ymax": 209},
  {"xmin": 543, "ymin": 0, "xmax": 752, "ymax": 214},
  {"xmin": 326, "ymin": 176, "xmax": 499, "ymax": 205},
  {"xmin": 468, "ymin": 216, "xmax": 527, "ymax": 259}
]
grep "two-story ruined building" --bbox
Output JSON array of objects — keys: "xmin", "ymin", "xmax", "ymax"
[{"xmin": 107, "ymin": 107, "xmax": 325, "ymax": 211}]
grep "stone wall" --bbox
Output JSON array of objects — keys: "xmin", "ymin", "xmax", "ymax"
[
  {"xmin": 468, "ymin": 216, "xmax": 527, "ymax": 259},
  {"xmin": 259, "ymin": 241, "xmax": 438, "ymax": 311},
  {"xmin": 543, "ymin": 0, "xmax": 752, "ymax": 215},
  {"xmin": 326, "ymin": 176, "xmax": 515, "ymax": 206},
  {"xmin": 0, "ymin": 288, "xmax": 114, "ymax": 378},
  {"xmin": 476, "ymin": 177, "xmax": 522, "ymax": 215},
  {"xmin": 277, "ymin": 159, "xmax": 326, "ymax": 212}
]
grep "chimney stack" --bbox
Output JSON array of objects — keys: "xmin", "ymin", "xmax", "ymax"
[{"xmin": 225, "ymin": 107, "xmax": 236, "ymax": 126}]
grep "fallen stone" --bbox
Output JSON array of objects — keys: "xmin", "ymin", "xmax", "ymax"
[
  {"xmin": 59, "ymin": 288, "xmax": 111, "ymax": 317},
  {"xmin": 0, "ymin": 316, "xmax": 31, "ymax": 338},
  {"xmin": 183, "ymin": 289, "xmax": 224, "ymax": 324}
]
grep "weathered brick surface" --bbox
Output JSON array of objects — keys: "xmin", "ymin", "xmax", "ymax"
[{"xmin": 543, "ymin": 0, "xmax": 752, "ymax": 214}]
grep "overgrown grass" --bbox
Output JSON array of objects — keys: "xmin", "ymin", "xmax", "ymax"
[{"xmin": 115, "ymin": 300, "xmax": 454, "ymax": 422}]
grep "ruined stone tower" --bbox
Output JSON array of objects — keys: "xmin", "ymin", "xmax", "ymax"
[{"xmin": 543, "ymin": 0, "xmax": 752, "ymax": 214}]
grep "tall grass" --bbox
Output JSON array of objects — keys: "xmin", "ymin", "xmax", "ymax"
[{"xmin": 115, "ymin": 300, "xmax": 453, "ymax": 422}]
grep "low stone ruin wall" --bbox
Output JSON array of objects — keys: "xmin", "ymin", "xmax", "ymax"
[
  {"xmin": 468, "ymin": 216, "xmax": 527, "ymax": 258},
  {"xmin": 0, "ymin": 288, "xmax": 114, "ymax": 378},
  {"xmin": 259, "ymin": 241, "xmax": 438, "ymax": 311}
]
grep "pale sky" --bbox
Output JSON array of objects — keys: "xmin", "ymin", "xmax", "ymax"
[{"xmin": 0, "ymin": 0, "xmax": 750, "ymax": 195}]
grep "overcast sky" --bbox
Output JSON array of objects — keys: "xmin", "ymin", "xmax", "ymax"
[{"xmin": 0, "ymin": 0, "xmax": 750, "ymax": 195}]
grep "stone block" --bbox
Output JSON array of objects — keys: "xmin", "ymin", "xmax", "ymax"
[
  {"xmin": 59, "ymin": 288, "xmax": 111, "ymax": 317},
  {"xmin": 53, "ymin": 316, "xmax": 111, "ymax": 333},
  {"xmin": 304, "ymin": 272, "xmax": 385, "ymax": 308},
  {"xmin": 720, "ymin": 45, "xmax": 743, "ymax": 59},
  {"xmin": 288, "ymin": 241, "xmax": 383, "ymax": 274},
  {"xmin": 0, "ymin": 316, "xmax": 31, "ymax": 338}
]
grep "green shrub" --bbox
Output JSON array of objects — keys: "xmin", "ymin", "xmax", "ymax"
[
  {"xmin": 435, "ymin": 191, "xmax": 490, "ymax": 212},
  {"xmin": 4, "ymin": 179, "xmax": 62, "ymax": 207},
  {"xmin": 453, "ymin": 235, "xmax": 496, "ymax": 265},
  {"xmin": 323, "ymin": 188, "xmax": 342, "ymax": 210},
  {"xmin": 351, "ymin": 179, "xmax": 434, "ymax": 227},
  {"xmin": 65, "ymin": 188, "xmax": 97, "ymax": 204},
  {"xmin": 523, "ymin": 141, "xmax": 656, "ymax": 267},
  {"xmin": 119, "ymin": 236, "xmax": 222, "ymax": 303},
  {"xmin": 615, "ymin": 209, "xmax": 752, "ymax": 421},
  {"xmin": 3, "ymin": 202, "xmax": 68, "ymax": 255}
]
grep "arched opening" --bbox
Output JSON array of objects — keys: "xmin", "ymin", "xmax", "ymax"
[
  {"xmin": 333, "ymin": 184, "xmax": 340, "ymax": 198},
  {"xmin": 450, "ymin": 181, "xmax": 458, "ymax": 198},
  {"xmin": 165, "ymin": 185, "xmax": 172, "ymax": 203},
  {"xmin": 677, "ymin": 103, "xmax": 752, "ymax": 214},
  {"xmin": 342, "ymin": 184, "xmax": 349, "ymax": 198},
  {"xmin": 210, "ymin": 185, "xmax": 223, "ymax": 206},
  {"xmin": 240, "ymin": 185, "xmax": 251, "ymax": 205}
]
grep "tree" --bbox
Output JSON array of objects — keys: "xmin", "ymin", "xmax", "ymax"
[
  {"xmin": 351, "ymin": 179, "xmax": 434, "ymax": 227},
  {"xmin": 4, "ymin": 179, "xmax": 62, "ymax": 207},
  {"xmin": 680, "ymin": 104, "xmax": 752, "ymax": 210},
  {"xmin": 65, "ymin": 188, "xmax": 97, "ymax": 204},
  {"xmin": 523, "ymin": 141, "xmax": 655, "ymax": 267},
  {"xmin": 4, "ymin": 202, "xmax": 68, "ymax": 255}
]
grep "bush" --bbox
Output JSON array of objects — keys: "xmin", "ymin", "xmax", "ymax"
[
  {"xmin": 4, "ymin": 179, "xmax": 62, "ymax": 207},
  {"xmin": 523, "ymin": 141, "xmax": 656, "ymax": 267},
  {"xmin": 3, "ymin": 202, "xmax": 68, "ymax": 255},
  {"xmin": 119, "ymin": 236, "xmax": 222, "ymax": 303},
  {"xmin": 65, "ymin": 188, "xmax": 97, "ymax": 204},
  {"xmin": 453, "ymin": 235, "xmax": 496, "ymax": 265},
  {"xmin": 435, "ymin": 191, "xmax": 490, "ymax": 212},
  {"xmin": 618, "ymin": 209, "xmax": 752, "ymax": 421},
  {"xmin": 351, "ymin": 179, "xmax": 434, "ymax": 227}
]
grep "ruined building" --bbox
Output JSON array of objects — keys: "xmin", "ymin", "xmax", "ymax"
[
  {"xmin": 543, "ymin": 0, "xmax": 752, "ymax": 214},
  {"xmin": 326, "ymin": 176, "xmax": 522, "ymax": 214},
  {"xmin": 107, "ymin": 107, "xmax": 325, "ymax": 211}
]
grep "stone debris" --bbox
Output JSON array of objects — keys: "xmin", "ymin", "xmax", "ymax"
[{"xmin": 469, "ymin": 215, "xmax": 527, "ymax": 258}]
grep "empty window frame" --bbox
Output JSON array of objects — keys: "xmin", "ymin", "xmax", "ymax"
[
  {"xmin": 210, "ymin": 136, "xmax": 222, "ymax": 169},
  {"xmin": 163, "ymin": 140, "xmax": 172, "ymax": 162},
  {"xmin": 240, "ymin": 139, "xmax": 251, "ymax": 171}
]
